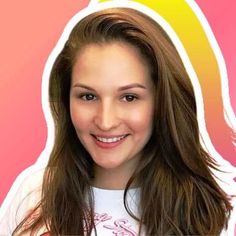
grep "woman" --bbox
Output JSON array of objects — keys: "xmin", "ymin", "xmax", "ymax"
[{"xmin": 2, "ymin": 7, "xmax": 233, "ymax": 235}]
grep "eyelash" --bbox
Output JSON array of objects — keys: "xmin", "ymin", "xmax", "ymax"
[
  {"xmin": 78, "ymin": 93, "xmax": 138, "ymax": 102},
  {"xmin": 79, "ymin": 93, "xmax": 96, "ymax": 101},
  {"xmin": 121, "ymin": 94, "xmax": 138, "ymax": 102}
]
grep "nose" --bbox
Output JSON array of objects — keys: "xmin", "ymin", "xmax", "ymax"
[{"xmin": 94, "ymin": 100, "xmax": 120, "ymax": 131}]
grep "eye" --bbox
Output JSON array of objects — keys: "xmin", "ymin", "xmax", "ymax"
[
  {"xmin": 122, "ymin": 94, "xmax": 138, "ymax": 102},
  {"xmin": 80, "ymin": 93, "xmax": 96, "ymax": 101}
]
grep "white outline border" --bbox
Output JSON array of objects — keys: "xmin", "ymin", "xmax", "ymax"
[{"xmin": 1, "ymin": 0, "xmax": 235, "ymax": 234}]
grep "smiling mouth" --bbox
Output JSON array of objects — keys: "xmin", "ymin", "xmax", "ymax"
[{"xmin": 91, "ymin": 134, "xmax": 129, "ymax": 143}]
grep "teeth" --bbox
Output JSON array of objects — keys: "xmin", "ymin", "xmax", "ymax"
[{"xmin": 95, "ymin": 135, "xmax": 126, "ymax": 143}]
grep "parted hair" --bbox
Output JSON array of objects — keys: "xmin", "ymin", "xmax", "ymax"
[{"xmin": 14, "ymin": 7, "xmax": 232, "ymax": 235}]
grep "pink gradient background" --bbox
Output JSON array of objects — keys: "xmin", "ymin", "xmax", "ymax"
[
  {"xmin": 0, "ymin": 0, "xmax": 235, "ymax": 207},
  {"xmin": 195, "ymin": 0, "xmax": 236, "ymax": 168},
  {"xmin": 196, "ymin": 0, "xmax": 236, "ymax": 113},
  {"xmin": 0, "ymin": 0, "xmax": 90, "ymax": 204}
]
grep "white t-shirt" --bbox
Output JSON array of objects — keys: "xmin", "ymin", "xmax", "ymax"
[
  {"xmin": 0, "ymin": 168, "xmax": 235, "ymax": 235},
  {"xmin": 0, "ymin": 168, "xmax": 141, "ymax": 236}
]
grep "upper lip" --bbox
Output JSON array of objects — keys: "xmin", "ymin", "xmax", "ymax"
[{"xmin": 91, "ymin": 134, "xmax": 128, "ymax": 138}]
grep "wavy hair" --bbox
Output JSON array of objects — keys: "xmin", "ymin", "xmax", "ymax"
[{"xmin": 14, "ymin": 8, "xmax": 232, "ymax": 235}]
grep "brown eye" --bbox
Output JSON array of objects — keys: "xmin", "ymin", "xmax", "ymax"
[
  {"xmin": 80, "ymin": 94, "xmax": 96, "ymax": 101},
  {"xmin": 122, "ymin": 95, "xmax": 138, "ymax": 102}
]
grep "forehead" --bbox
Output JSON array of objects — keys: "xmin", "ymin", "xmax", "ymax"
[{"xmin": 72, "ymin": 42, "xmax": 152, "ymax": 87}]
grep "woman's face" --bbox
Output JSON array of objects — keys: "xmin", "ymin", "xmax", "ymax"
[{"xmin": 70, "ymin": 42, "xmax": 154, "ymax": 182}]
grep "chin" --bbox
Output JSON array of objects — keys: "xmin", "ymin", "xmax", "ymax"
[{"xmin": 94, "ymin": 160, "xmax": 122, "ymax": 170}]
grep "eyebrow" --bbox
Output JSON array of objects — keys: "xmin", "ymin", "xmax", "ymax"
[{"xmin": 72, "ymin": 83, "xmax": 147, "ymax": 91}]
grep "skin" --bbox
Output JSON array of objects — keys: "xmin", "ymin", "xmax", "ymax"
[{"xmin": 70, "ymin": 42, "xmax": 154, "ymax": 189}]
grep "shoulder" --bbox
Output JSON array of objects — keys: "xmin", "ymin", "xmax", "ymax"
[
  {"xmin": 19, "ymin": 166, "xmax": 45, "ymax": 192},
  {"xmin": 8, "ymin": 166, "xmax": 45, "ymax": 205},
  {"xmin": 0, "ymin": 166, "xmax": 45, "ymax": 234}
]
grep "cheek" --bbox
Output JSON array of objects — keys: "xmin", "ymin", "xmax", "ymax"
[
  {"xmin": 70, "ymin": 102, "xmax": 93, "ymax": 132},
  {"xmin": 127, "ymin": 104, "xmax": 154, "ymax": 134}
]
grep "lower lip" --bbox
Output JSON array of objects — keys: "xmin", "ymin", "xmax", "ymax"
[{"xmin": 92, "ymin": 135, "xmax": 128, "ymax": 149}]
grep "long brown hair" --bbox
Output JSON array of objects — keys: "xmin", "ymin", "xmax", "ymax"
[{"xmin": 14, "ymin": 8, "xmax": 232, "ymax": 235}]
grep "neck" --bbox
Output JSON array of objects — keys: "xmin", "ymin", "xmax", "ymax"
[{"xmin": 92, "ymin": 165, "xmax": 136, "ymax": 190}]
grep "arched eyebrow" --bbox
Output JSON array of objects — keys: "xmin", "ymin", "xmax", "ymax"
[
  {"xmin": 72, "ymin": 83, "xmax": 147, "ymax": 91},
  {"xmin": 118, "ymin": 83, "xmax": 147, "ymax": 91},
  {"xmin": 72, "ymin": 83, "xmax": 96, "ymax": 91}
]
